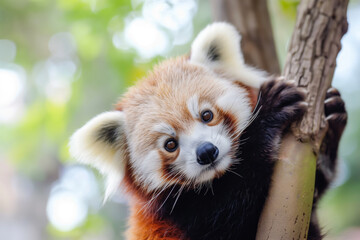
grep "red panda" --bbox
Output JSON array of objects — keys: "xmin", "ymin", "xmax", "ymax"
[{"xmin": 70, "ymin": 23, "xmax": 347, "ymax": 240}]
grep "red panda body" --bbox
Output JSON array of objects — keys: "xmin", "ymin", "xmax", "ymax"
[
  {"xmin": 118, "ymin": 56, "xmax": 258, "ymax": 240},
  {"xmin": 70, "ymin": 23, "xmax": 347, "ymax": 240}
]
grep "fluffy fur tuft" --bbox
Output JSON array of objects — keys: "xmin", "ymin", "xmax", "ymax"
[
  {"xmin": 69, "ymin": 111, "xmax": 128, "ymax": 199},
  {"xmin": 190, "ymin": 22, "xmax": 268, "ymax": 88}
]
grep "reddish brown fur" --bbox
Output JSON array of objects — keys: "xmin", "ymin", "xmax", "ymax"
[
  {"xmin": 122, "ymin": 162, "xmax": 148, "ymax": 203},
  {"xmin": 158, "ymin": 149, "xmax": 187, "ymax": 184},
  {"xmin": 125, "ymin": 204, "xmax": 186, "ymax": 240},
  {"xmin": 234, "ymin": 81, "xmax": 258, "ymax": 109},
  {"xmin": 122, "ymin": 162, "xmax": 185, "ymax": 240}
]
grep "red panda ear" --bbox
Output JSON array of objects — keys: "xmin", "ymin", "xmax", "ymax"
[
  {"xmin": 69, "ymin": 111, "xmax": 127, "ymax": 200},
  {"xmin": 190, "ymin": 22, "xmax": 268, "ymax": 89}
]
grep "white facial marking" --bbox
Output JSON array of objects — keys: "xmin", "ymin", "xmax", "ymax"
[
  {"xmin": 187, "ymin": 95, "xmax": 199, "ymax": 119},
  {"xmin": 130, "ymin": 149, "xmax": 165, "ymax": 192},
  {"xmin": 153, "ymin": 122, "xmax": 176, "ymax": 137},
  {"xmin": 199, "ymin": 102, "xmax": 213, "ymax": 112},
  {"xmin": 216, "ymin": 80, "xmax": 252, "ymax": 131},
  {"xmin": 176, "ymin": 122, "xmax": 232, "ymax": 183}
]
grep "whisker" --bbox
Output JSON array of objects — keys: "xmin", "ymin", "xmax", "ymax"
[
  {"xmin": 157, "ymin": 183, "xmax": 178, "ymax": 213},
  {"xmin": 210, "ymin": 180, "xmax": 215, "ymax": 196},
  {"xmin": 227, "ymin": 169, "xmax": 243, "ymax": 178},
  {"xmin": 139, "ymin": 170, "xmax": 184, "ymax": 213},
  {"xmin": 253, "ymin": 91, "xmax": 262, "ymax": 114},
  {"xmin": 170, "ymin": 184, "xmax": 185, "ymax": 214}
]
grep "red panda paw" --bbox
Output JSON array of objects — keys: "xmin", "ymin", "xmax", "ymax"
[
  {"xmin": 316, "ymin": 88, "xmax": 347, "ymax": 199},
  {"xmin": 257, "ymin": 77, "xmax": 308, "ymax": 129},
  {"xmin": 324, "ymin": 87, "xmax": 347, "ymax": 140}
]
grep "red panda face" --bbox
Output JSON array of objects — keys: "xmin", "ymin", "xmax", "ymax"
[
  {"xmin": 121, "ymin": 57, "xmax": 254, "ymax": 192},
  {"xmin": 69, "ymin": 23, "xmax": 267, "ymax": 198}
]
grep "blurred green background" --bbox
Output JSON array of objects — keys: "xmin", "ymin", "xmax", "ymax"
[{"xmin": 0, "ymin": 0, "xmax": 359, "ymax": 239}]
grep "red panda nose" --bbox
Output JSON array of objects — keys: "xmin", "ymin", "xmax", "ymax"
[{"xmin": 196, "ymin": 142, "xmax": 219, "ymax": 165}]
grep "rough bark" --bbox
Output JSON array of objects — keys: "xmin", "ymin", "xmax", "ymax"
[
  {"xmin": 283, "ymin": 0, "xmax": 349, "ymax": 147},
  {"xmin": 210, "ymin": 0, "xmax": 349, "ymax": 239},
  {"xmin": 210, "ymin": 0, "xmax": 280, "ymax": 74}
]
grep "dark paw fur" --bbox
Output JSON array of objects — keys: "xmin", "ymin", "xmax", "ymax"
[
  {"xmin": 316, "ymin": 87, "xmax": 347, "ymax": 200},
  {"xmin": 324, "ymin": 88, "xmax": 347, "ymax": 140},
  {"xmin": 258, "ymin": 77, "xmax": 307, "ymax": 129},
  {"xmin": 318, "ymin": 88, "xmax": 347, "ymax": 165}
]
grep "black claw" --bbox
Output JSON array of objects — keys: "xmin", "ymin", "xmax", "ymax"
[
  {"xmin": 276, "ymin": 88, "xmax": 306, "ymax": 109},
  {"xmin": 324, "ymin": 96, "xmax": 346, "ymax": 116},
  {"xmin": 326, "ymin": 88, "xmax": 341, "ymax": 99},
  {"xmin": 326, "ymin": 113, "xmax": 348, "ymax": 129}
]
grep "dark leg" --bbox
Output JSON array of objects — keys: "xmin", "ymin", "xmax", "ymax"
[{"xmin": 309, "ymin": 88, "xmax": 347, "ymax": 240}]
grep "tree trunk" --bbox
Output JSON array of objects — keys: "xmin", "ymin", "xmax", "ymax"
[{"xmin": 210, "ymin": 0, "xmax": 349, "ymax": 239}]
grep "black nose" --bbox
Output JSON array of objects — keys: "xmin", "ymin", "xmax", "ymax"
[{"xmin": 196, "ymin": 142, "xmax": 219, "ymax": 165}]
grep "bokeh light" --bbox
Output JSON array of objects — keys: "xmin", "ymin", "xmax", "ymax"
[
  {"xmin": 46, "ymin": 166, "xmax": 101, "ymax": 232},
  {"xmin": 0, "ymin": 39, "xmax": 16, "ymax": 62},
  {"xmin": 0, "ymin": 65, "xmax": 26, "ymax": 124},
  {"xmin": 142, "ymin": 0, "xmax": 197, "ymax": 31},
  {"xmin": 0, "ymin": 69, "xmax": 23, "ymax": 107},
  {"xmin": 124, "ymin": 17, "xmax": 169, "ymax": 58},
  {"xmin": 33, "ymin": 32, "xmax": 79, "ymax": 104},
  {"xmin": 48, "ymin": 32, "xmax": 77, "ymax": 60},
  {"xmin": 112, "ymin": 0, "xmax": 198, "ymax": 59},
  {"xmin": 47, "ymin": 189, "xmax": 88, "ymax": 232}
]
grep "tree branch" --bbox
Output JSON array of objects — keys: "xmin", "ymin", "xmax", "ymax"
[{"xmin": 284, "ymin": 0, "xmax": 349, "ymax": 147}]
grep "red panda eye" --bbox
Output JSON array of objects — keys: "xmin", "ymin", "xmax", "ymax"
[
  {"xmin": 201, "ymin": 110, "xmax": 213, "ymax": 123},
  {"xmin": 164, "ymin": 138, "xmax": 178, "ymax": 152}
]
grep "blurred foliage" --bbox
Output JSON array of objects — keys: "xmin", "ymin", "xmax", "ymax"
[
  {"xmin": 0, "ymin": 0, "xmax": 359, "ymax": 239},
  {"xmin": 278, "ymin": 0, "xmax": 299, "ymax": 17}
]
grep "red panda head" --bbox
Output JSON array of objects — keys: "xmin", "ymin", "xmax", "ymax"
[{"xmin": 69, "ymin": 23, "xmax": 268, "ymax": 198}]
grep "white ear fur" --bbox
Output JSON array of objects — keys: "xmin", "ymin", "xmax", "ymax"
[
  {"xmin": 69, "ymin": 111, "xmax": 127, "ymax": 200},
  {"xmin": 190, "ymin": 22, "xmax": 268, "ymax": 89}
]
